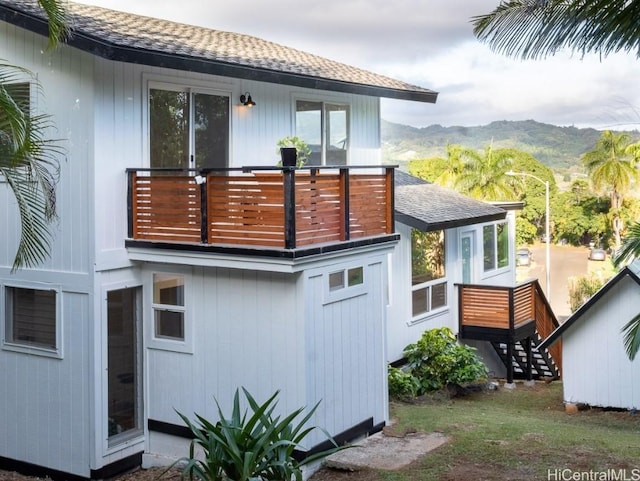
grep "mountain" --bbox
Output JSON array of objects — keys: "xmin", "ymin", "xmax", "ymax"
[{"xmin": 381, "ymin": 119, "xmax": 639, "ymax": 170}]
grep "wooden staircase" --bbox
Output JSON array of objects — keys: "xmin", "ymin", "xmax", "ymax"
[
  {"xmin": 490, "ymin": 331, "xmax": 560, "ymax": 380},
  {"xmin": 458, "ymin": 279, "xmax": 562, "ymax": 383}
]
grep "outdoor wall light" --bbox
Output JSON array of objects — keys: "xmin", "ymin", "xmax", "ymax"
[{"xmin": 240, "ymin": 92, "xmax": 256, "ymax": 107}]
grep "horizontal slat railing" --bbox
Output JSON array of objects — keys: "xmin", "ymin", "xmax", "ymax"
[
  {"xmin": 127, "ymin": 166, "xmax": 395, "ymax": 249},
  {"xmin": 459, "ymin": 285, "xmax": 511, "ymax": 329}
]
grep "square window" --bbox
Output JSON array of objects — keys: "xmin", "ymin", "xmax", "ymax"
[
  {"xmin": 5, "ymin": 287, "xmax": 57, "ymax": 350},
  {"xmin": 347, "ymin": 267, "xmax": 364, "ymax": 287},
  {"xmin": 154, "ymin": 310, "xmax": 185, "ymax": 340},
  {"xmin": 329, "ymin": 271, "xmax": 345, "ymax": 291}
]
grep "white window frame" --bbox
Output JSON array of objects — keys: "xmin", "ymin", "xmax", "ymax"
[
  {"xmin": 294, "ymin": 98, "xmax": 350, "ymax": 166},
  {"xmin": 144, "ymin": 76, "xmax": 233, "ymax": 170},
  {"xmin": 409, "ymin": 229, "xmax": 448, "ymax": 325},
  {"xmin": 147, "ymin": 271, "xmax": 193, "ymax": 354},
  {"xmin": 1, "ymin": 281, "xmax": 63, "ymax": 359},
  {"xmin": 483, "ymin": 221, "xmax": 510, "ymax": 273},
  {"xmin": 324, "ymin": 264, "xmax": 367, "ymax": 304}
]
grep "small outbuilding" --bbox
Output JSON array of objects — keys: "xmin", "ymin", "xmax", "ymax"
[{"xmin": 539, "ymin": 261, "xmax": 640, "ymax": 410}]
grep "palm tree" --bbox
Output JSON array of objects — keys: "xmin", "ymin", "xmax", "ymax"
[
  {"xmin": 582, "ymin": 130, "xmax": 639, "ymax": 249},
  {"xmin": 454, "ymin": 145, "xmax": 519, "ymax": 201},
  {"xmin": 434, "ymin": 143, "xmax": 471, "ymax": 189},
  {"xmin": 0, "ymin": 0, "xmax": 68, "ymax": 270},
  {"xmin": 473, "ymin": 0, "xmax": 640, "ymax": 60}
]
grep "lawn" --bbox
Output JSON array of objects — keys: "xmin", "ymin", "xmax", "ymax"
[{"xmin": 310, "ymin": 381, "xmax": 640, "ymax": 481}]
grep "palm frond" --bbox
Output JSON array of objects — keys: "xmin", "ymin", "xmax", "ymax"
[
  {"xmin": 37, "ymin": 0, "xmax": 70, "ymax": 48},
  {"xmin": 614, "ymin": 222, "xmax": 640, "ymax": 267},
  {"xmin": 473, "ymin": 0, "xmax": 640, "ymax": 60},
  {"xmin": 621, "ymin": 314, "xmax": 640, "ymax": 361}
]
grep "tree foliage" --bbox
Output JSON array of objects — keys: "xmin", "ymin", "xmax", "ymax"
[
  {"xmin": 473, "ymin": 0, "xmax": 640, "ymax": 61},
  {"xmin": 582, "ymin": 130, "xmax": 640, "ymax": 248}
]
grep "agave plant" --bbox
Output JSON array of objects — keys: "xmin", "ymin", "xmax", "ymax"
[{"xmin": 174, "ymin": 388, "xmax": 344, "ymax": 481}]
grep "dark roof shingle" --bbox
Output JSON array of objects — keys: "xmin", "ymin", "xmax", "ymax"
[
  {"xmin": 0, "ymin": 0, "xmax": 438, "ymax": 103},
  {"xmin": 394, "ymin": 171, "xmax": 506, "ymax": 231}
]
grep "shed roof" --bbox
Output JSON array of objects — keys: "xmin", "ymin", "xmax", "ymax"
[
  {"xmin": 0, "ymin": 0, "xmax": 438, "ymax": 103},
  {"xmin": 394, "ymin": 171, "xmax": 507, "ymax": 232},
  {"xmin": 539, "ymin": 260, "xmax": 640, "ymax": 350}
]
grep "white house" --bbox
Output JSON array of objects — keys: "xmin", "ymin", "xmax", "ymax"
[
  {"xmin": 0, "ymin": 2, "xmax": 438, "ymax": 479},
  {"xmin": 539, "ymin": 261, "xmax": 640, "ymax": 410}
]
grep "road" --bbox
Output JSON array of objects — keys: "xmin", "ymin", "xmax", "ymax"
[{"xmin": 518, "ymin": 244, "xmax": 589, "ymax": 320}]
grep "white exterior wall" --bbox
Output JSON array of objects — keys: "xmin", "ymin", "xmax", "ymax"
[
  {"xmin": 0, "ymin": 23, "xmax": 96, "ymax": 478},
  {"xmin": 562, "ymin": 276, "xmax": 640, "ymax": 409},
  {"xmin": 92, "ymin": 60, "xmax": 381, "ymax": 273},
  {"xmin": 144, "ymin": 247, "xmax": 391, "ymax": 460},
  {"xmin": 1, "ymin": 20, "xmax": 388, "ymax": 477}
]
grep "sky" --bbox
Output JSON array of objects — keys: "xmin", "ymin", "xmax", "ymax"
[{"xmin": 79, "ymin": 0, "xmax": 640, "ymax": 131}]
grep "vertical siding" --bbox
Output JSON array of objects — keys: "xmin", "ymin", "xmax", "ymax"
[
  {"xmin": 563, "ymin": 277, "xmax": 640, "ymax": 409},
  {"xmin": 0, "ymin": 22, "xmax": 95, "ymax": 478},
  {"xmin": 145, "ymin": 265, "xmax": 306, "ymax": 426},
  {"xmin": 0, "ymin": 287, "xmax": 92, "ymax": 477},
  {"xmin": 304, "ymin": 256, "xmax": 388, "ymax": 446},
  {"xmin": 0, "ymin": 22, "xmax": 94, "ymax": 273}
]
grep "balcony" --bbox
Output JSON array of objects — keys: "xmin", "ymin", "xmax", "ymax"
[
  {"xmin": 457, "ymin": 279, "xmax": 562, "ymax": 382},
  {"xmin": 126, "ymin": 165, "xmax": 397, "ymax": 258}
]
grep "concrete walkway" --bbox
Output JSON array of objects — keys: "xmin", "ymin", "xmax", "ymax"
[{"xmin": 325, "ymin": 431, "xmax": 449, "ymax": 471}]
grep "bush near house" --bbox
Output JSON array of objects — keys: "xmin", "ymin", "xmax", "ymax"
[{"xmin": 389, "ymin": 328, "xmax": 488, "ymax": 399}]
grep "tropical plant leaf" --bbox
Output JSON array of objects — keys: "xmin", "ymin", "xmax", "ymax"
[{"xmin": 621, "ymin": 314, "xmax": 640, "ymax": 361}]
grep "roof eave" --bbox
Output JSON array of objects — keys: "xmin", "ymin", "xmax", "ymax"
[
  {"xmin": 395, "ymin": 211, "xmax": 506, "ymax": 233},
  {"xmin": 0, "ymin": 4, "xmax": 438, "ymax": 103},
  {"xmin": 538, "ymin": 266, "xmax": 640, "ymax": 350}
]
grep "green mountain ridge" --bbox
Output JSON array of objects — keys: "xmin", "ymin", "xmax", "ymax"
[{"xmin": 381, "ymin": 119, "xmax": 640, "ymax": 171}]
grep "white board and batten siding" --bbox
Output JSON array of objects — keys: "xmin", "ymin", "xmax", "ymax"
[
  {"xmin": 144, "ymin": 247, "xmax": 392, "ymax": 461},
  {"xmin": 0, "ymin": 22, "xmax": 96, "ymax": 478},
  {"xmin": 92, "ymin": 59, "xmax": 382, "ymax": 272},
  {"xmin": 562, "ymin": 275, "xmax": 640, "ymax": 410}
]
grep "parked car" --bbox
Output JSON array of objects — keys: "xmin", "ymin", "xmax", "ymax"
[
  {"xmin": 588, "ymin": 248, "xmax": 606, "ymax": 261},
  {"xmin": 516, "ymin": 248, "xmax": 532, "ymax": 266}
]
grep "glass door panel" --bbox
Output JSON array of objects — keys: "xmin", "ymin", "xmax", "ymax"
[
  {"xmin": 149, "ymin": 89, "xmax": 190, "ymax": 169},
  {"xmin": 194, "ymin": 93, "xmax": 230, "ymax": 170},
  {"xmin": 107, "ymin": 287, "xmax": 142, "ymax": 444}
]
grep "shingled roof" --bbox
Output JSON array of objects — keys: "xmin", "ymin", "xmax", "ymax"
[
  {"xmin": 394, "ymin": 171, "xmax": 506, "ymax": 231},
  {"xmin": 0, "ymin": 0, "xmax": 438, "ymax": 103}
]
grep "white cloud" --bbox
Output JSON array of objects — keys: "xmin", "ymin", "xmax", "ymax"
[{"xmin": 78, "ymin": 0, "xmax": 640, "ymax": 130}]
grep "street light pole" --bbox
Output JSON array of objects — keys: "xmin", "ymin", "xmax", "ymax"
[{"xmin": 507, "ymin": 171, "xmax": 551, "ymax": 297}]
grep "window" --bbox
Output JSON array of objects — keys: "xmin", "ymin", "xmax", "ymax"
[
  {"xmin": 152, "ymin": 274, "xmax": 185, "ymax": 341},
  {"xmin": 149, "ymin": 85, "xmax": 229, "ymax": 170},
  {"xmin": 324, "ymin": 265, "xmax": 366, "ymax": 303},
  {"xmin": 5, "ymin": 286, "xmax": 58, "ymax": 351},
  {"xmin": 411, "ymin": 229, "xmax": 447, "ymax": 318},
  {"xmin": 483, "ymin": 222, "xmax": 509, "ymax": 271},
  {"xmin": 295, "ymin": 100, "xmax": 349, "ymax": 166},
  {"xmin": 329, "ymin": 266, "xmax": 364, "ymax": 292}
]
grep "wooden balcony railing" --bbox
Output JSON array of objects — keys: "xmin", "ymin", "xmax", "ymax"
[
  {"xmin": 127, "ymin": 165, "xmax": 395, "ymax": 250},
  {"xmin": 458, "ymin": 279, "xmax": 562, "ymax": 374}
]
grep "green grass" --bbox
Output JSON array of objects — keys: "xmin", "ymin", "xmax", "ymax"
[{"xmin": 382, "ymin": 382, "xmax": 640, "ymax": 480}]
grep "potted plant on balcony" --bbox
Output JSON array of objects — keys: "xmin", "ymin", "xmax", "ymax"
[{"xmin": 276, "ymin": 136, "xmax": 311, "ymax": 168}]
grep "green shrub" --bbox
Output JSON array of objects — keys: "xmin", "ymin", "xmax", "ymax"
[
  {"xmin": 388, "ymin": 366, "xmax": 420, "ymax": 398},
  {"xmin": 397, "ymin": 327, "xmax": 488, "ymax": 396},
  {"xmin": 174, "ymin": 388, "xmax": 343, "ymax": 481}
]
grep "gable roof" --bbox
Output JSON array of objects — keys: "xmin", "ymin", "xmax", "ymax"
[
  {"xmin": 0, "ymin": 0, "xmax": 438, "ymax": 103},
  {"xmin": 394, "ymin": 171, "xmax": 507, "ymax": 232},
  {"xmin": 539, "ymin": 261, "xmax": 640, "ymax": 350}
]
